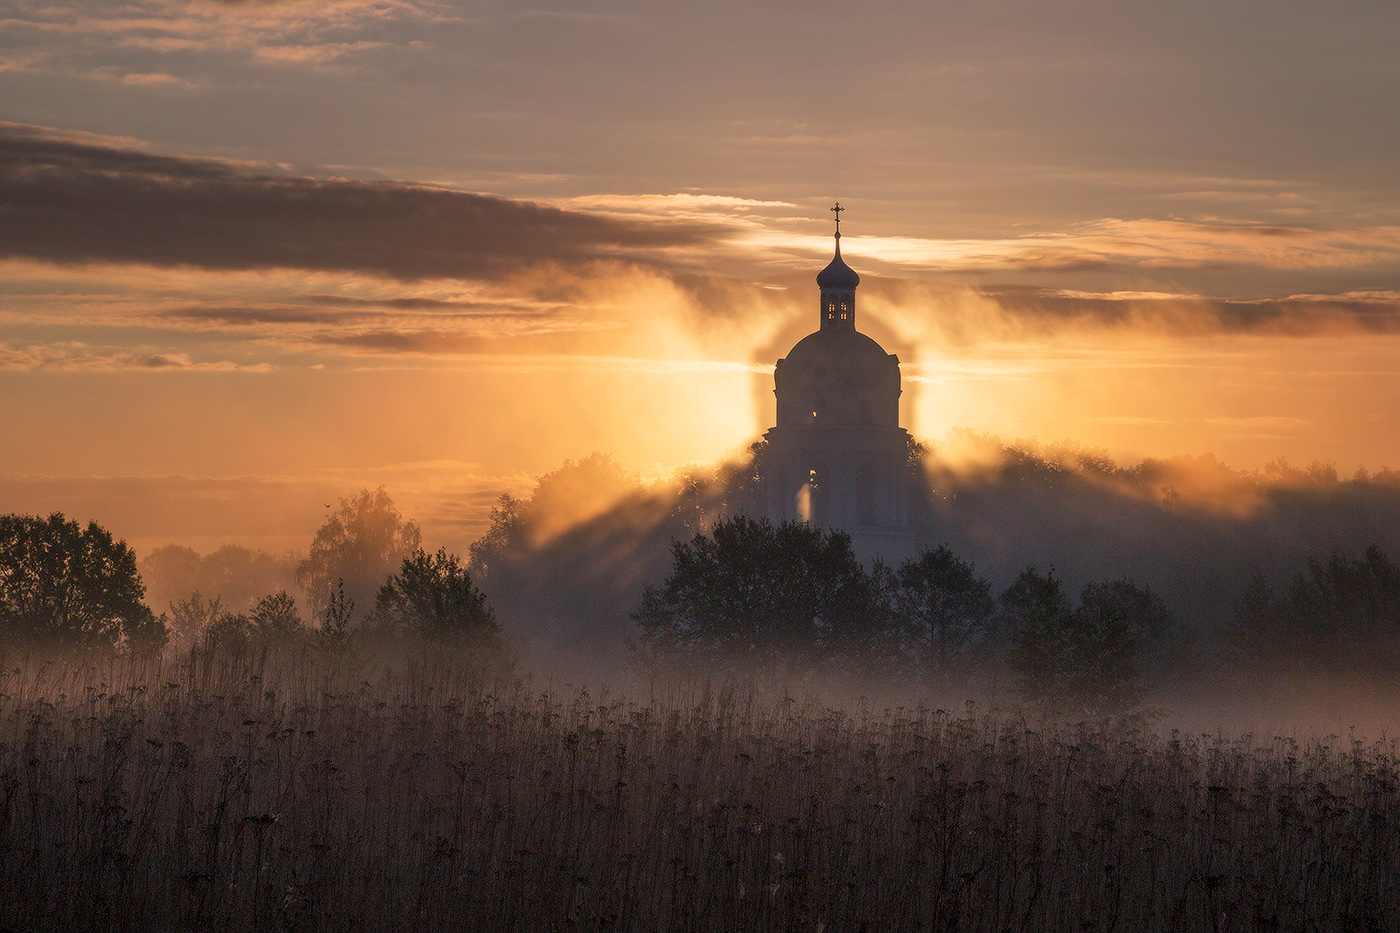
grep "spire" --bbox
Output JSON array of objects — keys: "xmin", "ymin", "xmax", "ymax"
[
  {"xmin": 816, "ymin": 202, "xmax": 858, "ymax": 330},
  {"xmin": 816, "ymin": 202, "xmax": 860, "ymax": 292}
]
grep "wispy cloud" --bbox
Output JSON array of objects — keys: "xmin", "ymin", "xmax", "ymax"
[
  {"xmin": 751, "ymin": 219, "xmax": 1400, "ymax": 275},
  {"xmin": 0, "ymin": 0, "xmax": 443, "ymax": 81},
  {"xmin": 0, "ymin": 342, "xmax": 270, "ymax": 371}
]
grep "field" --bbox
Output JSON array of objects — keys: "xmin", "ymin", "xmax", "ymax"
[{"xmin": 2, "ymin": 649, "xmax": 1399, "ymax": 932}]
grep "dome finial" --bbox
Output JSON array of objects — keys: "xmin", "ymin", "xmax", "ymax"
[{"xmin": 816, "ymin": 202, "xmax": 860, "ymax": 292}]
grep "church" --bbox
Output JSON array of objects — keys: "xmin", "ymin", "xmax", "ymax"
[{"xmin": 763, "ymin": 205, "xmax": 912, "ymax": 552}]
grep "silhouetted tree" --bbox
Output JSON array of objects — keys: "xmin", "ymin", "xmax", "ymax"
[
  {"xmin": 0, "ymin": 512, "xmax": 165, "ymax": 652},
  {"xmin": 203, "ymin": 609, "xmax": 253, "ymax": 654},
  {"xmin": 140, "ymin": 544, "xmax": 299, "ymax": 622},
  {"xmin": 167, "ymin": 591, "xmax": 222, "ymax": 650},
  {"xmin": 297, "ymin": 487, "xmax": 421, "ymax": 625},
  {"xmin": 631, "ymin": 516, "xmax": 877, "ymax": 681},
  {"xmin": 1287, "ymin": 545, "xmax": 1400, "ymax": 674},
  {"xmin": 373, "ymin": 548, "xmax": 499, "ymax": 644},
  {"xmin": 1226, "ymin": 571, "xmax": 1280, "ymax": 667},
  {"xmin": 250, "ymin": 591, "xmax": 306, "ymax": 645},
  {"xmin": 1004, "ymin": 569, "xmax": 1163, "ymax": 716},
  {"xmin": 467, "ymin": 493, "xmax": 526, "ymax": 585},
  {"xmin": 894, "ymin": 545, "xmax": 995, "ymax": 684}
]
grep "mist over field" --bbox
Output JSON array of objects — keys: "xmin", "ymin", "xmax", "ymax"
[
  {"xmin": 80, "ymin": 431, "xmax": 1400, "ymax": 737},
  {"xmin": 10, "ymin": 0, "xmax": 1400, "ymax": 923}
]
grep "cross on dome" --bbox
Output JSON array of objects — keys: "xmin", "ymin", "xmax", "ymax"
[{"xmin": 831, "ymin": 201, "xmax": 843, "ymax": 239}]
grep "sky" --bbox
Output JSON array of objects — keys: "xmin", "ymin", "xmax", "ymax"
[{"xmin": 4, "ymin": 0, "xmax": 1400, "ymax": 555}]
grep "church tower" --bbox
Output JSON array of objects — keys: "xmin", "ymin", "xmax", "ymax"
[{"xmin": 763, "ymin": 205, "xmax": 911, "ymax": 549}]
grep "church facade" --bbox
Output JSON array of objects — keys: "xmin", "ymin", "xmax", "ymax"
[{"xmin": 763, "ymin": 206, "xmax": 911, "ymax": 550}]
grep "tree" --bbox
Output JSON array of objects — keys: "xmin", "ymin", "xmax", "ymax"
[
  {"xmin": 140, "ymin": 544, "xmax": 299, "ymax": 623},
  {"xmin": 296, "ymin": 487, "xmax": 421, "ymax": 625},
  {"xmin": 466, "ymin": 493, "xmax": 526, "ymax": 585},
  {"xmin": 373, "ymin": 548, "xmax": 499, "ymax": 643},
  {"xmin": 167, "ymin": 591, "xmax": 222, "ymax": 650},
  {"xmin": 631, "ymin": 515, "xmax": 877, "ymax": 681},
  {"xmin": 1003, "ymin": 568, "xmax": 1076, "ymax": 707},
  {"xmin": 1003, "ymin": 569, "xmax": 1167, "ymax": 716},
  {"xmin": 250, "ymin": 591, "xmax": 306, "ymax": 645},
  {"xmin": 1225, "ymin": 570, "xmax": 1280, "ymax": 667},
  {"xmin": 894, "ymin": 545, "xmax": 995, "ymax": 683},
  {"xmin": 1286, "ymin": 545, "xmax": 1400, "ymax": 672},
  {"xmin": 0, "ymin": 512, "xmax": 165, "ymax": 652}
]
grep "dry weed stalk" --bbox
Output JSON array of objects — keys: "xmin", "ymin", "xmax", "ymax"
[{"xmin": 0, "ymin": 648, "xmax": 1397, "ymax": 931}]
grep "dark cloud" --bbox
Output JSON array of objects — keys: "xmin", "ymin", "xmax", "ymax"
[
  {"xmin": 300, "ymin": 294, "xmax": 493, "ymax": 311},
  {"xmin": 0, "ymin": 123, "xmax": 728, "ymax": 280},
  {"xmin": 977, "ymin": 286, "xmax": 1400, "ymax": 335},
  {"xmin": 314, "ymin": 330, "xmax": 488, "ymax": 354},
  {"xmin": 161, "ymin": 303, "xmax": 363, "ymax": 325}
]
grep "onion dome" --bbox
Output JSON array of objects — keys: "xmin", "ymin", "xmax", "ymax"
[{"xmin": 816, "ymin": 238, "xmax": 860, "ymax": 290}]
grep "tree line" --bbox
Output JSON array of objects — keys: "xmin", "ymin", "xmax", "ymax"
[
  {"xmin": 630, "ymin": 515, "xmax": 1186, "ymax": 715},
  {"xmin": 0, "ymin": 494, "xmax": 501, "ymax": 659},
  {"xmin": 7, "ymin": 459, "xmax": 1400, "ymax": 710}
]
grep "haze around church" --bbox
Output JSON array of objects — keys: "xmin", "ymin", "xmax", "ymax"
[{"xmin": 4, "ymin": 0, "xmax": 1400, "ymax": 554}]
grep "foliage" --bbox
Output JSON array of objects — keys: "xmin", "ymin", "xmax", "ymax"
[
  {"xmin": 318, "ymin": 579, "xmax": 353, "ymax": 650},
  {"xmin": 250, "ymin": 590, "xmax": 305, "ymax": 644},
  {"xmin": 1228, "ymin": 545, "xmax": 1400, "ymax": 678},
  {"xmin": 0, "ymin": 512, "xmax": 164, "ymax": 652},
  {"xmin": 468, "ymin": 454, "xmax": 643, "ymax": 583},
  {"xmin": 631, "ymin": 515, "xmax": 877, "ymax": 680},
  {"xmin": 203, "ymin": 609, "xmax": 253, "ymax": 653},
  {"xmin": 373, "ymin": 548, "xmax": 499, "ymax": 644},
  {"xmin": 1004, "ymin": 568, "xmax": 1167, "ymax": 716},
  {"xmin": 139, "ymin": 544, "xmax": 299, "ymax": 624},
  {"xmin": 466, "ymin": 493, "xmax": 526, "ymax": 584},
  {"xmin": 296, "ymin": 487, "xmax": 421, "ymax": 624},
  {"xmin": 894, "ymin": 545, "xmax": 995, "ymax": 682},
  {"xmin": 167, "ymin": 591, "xmax": 223, "ymax": 649}
]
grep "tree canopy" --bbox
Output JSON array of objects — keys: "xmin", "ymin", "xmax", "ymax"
[
  {"xmin": 1004, "ymin": 569, "xmax": 1170, "ymax": 716},
  {"xmin": 296, "ymin": 487, "xmax": 421, "ymax": 625},
  {"xmin": 631, "ymin": 516, "xmax": 875, "ymax": 681},
  {"xmin": 373, "ymin": 548, "xmax": 499, "ymax": 644},
  {"xmin": 0, "ymin": 512, "xmax": 164, "ymax": 651}
]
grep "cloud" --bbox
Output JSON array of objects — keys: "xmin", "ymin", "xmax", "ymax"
[
  {"xmin": 0, "ymin": 342, "xmax": 270, "ymax": 371},
  {"xmin": 0, "ymin": 122, "xmax": 730, "ymax": 280},
  {"xmin": 754, "ymin": 219, "xmax": 1400, "ymax": 277},
  {"xmin": 0, "ymin": 0, "xmax": 443, "ymax": 80}
]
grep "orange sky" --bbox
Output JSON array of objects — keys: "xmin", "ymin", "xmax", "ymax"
[{"xmin": 4, "ymin": 1, "xmax": 1400, "ymax": 556}]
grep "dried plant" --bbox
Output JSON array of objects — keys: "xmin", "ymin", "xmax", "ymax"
[{"xmin": 1, "ymin": 648, "xmax": 1399, "ymax": 931}]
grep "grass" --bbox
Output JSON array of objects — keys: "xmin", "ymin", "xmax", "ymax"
[{"xmin": 1, "ymin": 648, "xmax": 1399, "ymax": 931}]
